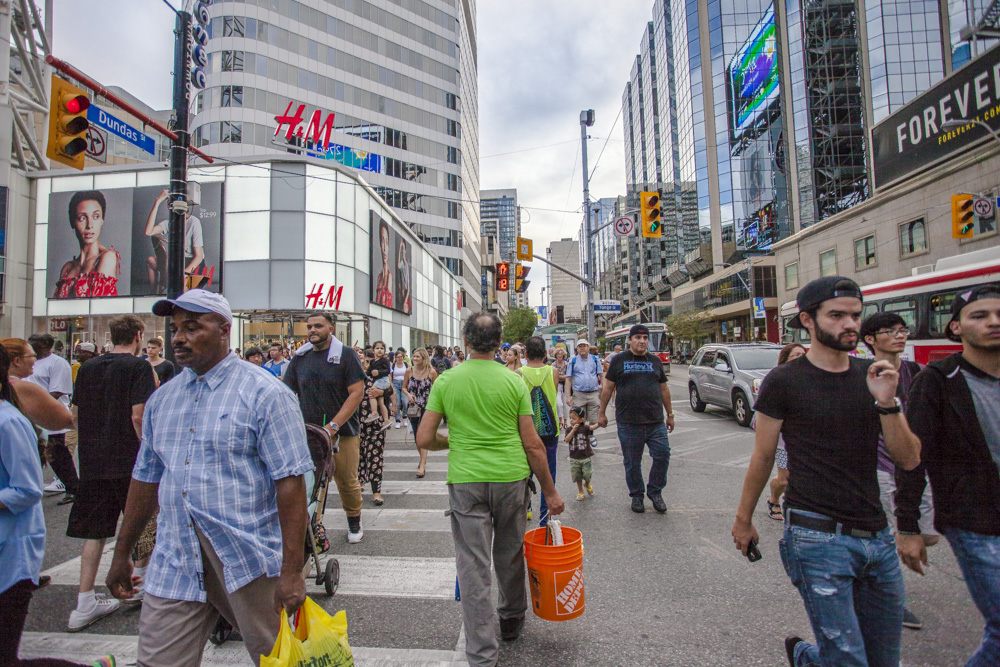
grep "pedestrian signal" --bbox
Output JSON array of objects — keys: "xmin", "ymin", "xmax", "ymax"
[
  {"xmin": 47, "ymin": 76, "xmax": 91, "ymax": 170},
  {"xmin": 496, "ymin": 263, "xmax": 510, "ymax": 291},
  {"xmin": 952, "ymin": 194, "xmax": 975, "ymax": 238},
  {"xmin": 514, "ymin": 265, "xmax": 531, "ymax": 292},
  {"xmin": 640, "ymin": 191, "xmax": 661, "ymax": 238}
]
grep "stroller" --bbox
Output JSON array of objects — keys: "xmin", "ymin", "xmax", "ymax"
[{"xmin": 209, "ymin": 424, "xmax": 341, "ymax": 646}]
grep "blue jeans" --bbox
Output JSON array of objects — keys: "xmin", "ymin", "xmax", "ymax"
[
  {"xmin": 779, "ymin": 510, "xmax": 904, "ymax": 666},
  {"xmin": 537, "ymin": 434, "xmax": 558, "ymax": 526},
  {"xmin": 392, "ymin": 379, "xmax": 408, "ymax": 420},
  {"xmin": 943, "ymin": 528, "xmax": 1000, "ymax": 666},
  {"xmin": 617, "ymin": 421, "xmax": 670, "ymax": 499}
]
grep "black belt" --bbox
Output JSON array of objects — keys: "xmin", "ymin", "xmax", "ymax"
[{"xmin": 787, "ymin": 511, "xmax": 880, "ymax": 539}]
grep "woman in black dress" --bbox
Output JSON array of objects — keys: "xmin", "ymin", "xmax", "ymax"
[{"xmin": 358, "ymin": 371, "xmax": 387, "ymax": 506}]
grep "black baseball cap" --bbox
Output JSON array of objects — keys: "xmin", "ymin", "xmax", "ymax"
[
  {"xmin": 629, "ymin": 324, "xmax": 649, "ymax": 338},
  {"xmin": 787, "ymin": 276, "xmax": 863, "ymax": 330},
  {"xmin": 945, "ymin": 285, "xmax": 1000, "ymax": 342}
]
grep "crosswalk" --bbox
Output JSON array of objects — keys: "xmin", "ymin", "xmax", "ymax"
[{"xmin": 22, "ymin": 429, "xmax": 469, "ymax": 667}]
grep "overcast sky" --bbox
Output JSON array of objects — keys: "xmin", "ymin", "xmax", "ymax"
[{"xmin": 52, "ymin": 0, "xmax": 653, "ymax": 311}]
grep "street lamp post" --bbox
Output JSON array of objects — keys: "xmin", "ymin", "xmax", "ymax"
[
  {"xmin": 580, "ymin": 110, "xmax": 596, "ymax": 341},
  {"xmin": 941, "ymin": 118, "xmax": 1000, "ymax": 150}
]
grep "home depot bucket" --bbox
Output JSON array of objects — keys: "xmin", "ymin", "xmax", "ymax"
[{"xmin": 523, "ymin": 526, "xmax": 585, "ymax": 621}]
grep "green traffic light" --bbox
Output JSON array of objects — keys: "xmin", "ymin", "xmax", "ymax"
[{"xmin": 961, "ymin": 223, "xmax": 974, "ymax": 234}]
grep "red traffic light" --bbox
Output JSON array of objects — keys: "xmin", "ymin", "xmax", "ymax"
[{"xmin": 66, "ymin": 96, "xmax": 87, "ymax": 114}]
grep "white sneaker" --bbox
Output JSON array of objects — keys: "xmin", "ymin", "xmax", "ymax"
[
  {"xmin": 121, "ymin": 587, "xmax": 144, "ymax": 606},
  {"xmin": 363, "ymin": 414, "xmax": 379, "ymax": 424},
  {"xmin": 44, "ymin": 479, "xmax": 66, "ymax": 494},
  {"xmin": 67, "ymin": 595, "xmax": 120, "ymax": 632},
  {"xmin": 394, "ymin": 421, "xmax": 401, "ymax": 429},
  {"xmin": 347, "ymin": 516, "xmax": 364, "ymax": 544}
]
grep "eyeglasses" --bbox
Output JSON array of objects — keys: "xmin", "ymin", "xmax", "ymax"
[{"xmin": 875, "ymin": 328, "xmax": 910, "ymax": 337}]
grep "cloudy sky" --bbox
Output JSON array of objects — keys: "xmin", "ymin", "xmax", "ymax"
[{"xmin": 52, "ymin": 0, "xmax": 653, "ymax": 309}]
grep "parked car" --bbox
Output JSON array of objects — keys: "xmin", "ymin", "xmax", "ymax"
[{"xmin": 687, "ymin": 343, "xmax": 784, "ymax": 427}]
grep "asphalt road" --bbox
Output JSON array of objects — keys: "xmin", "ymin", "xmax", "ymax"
[{"xmin": 22, "ymin": 365, "xmax": 983, "ymax": 666}]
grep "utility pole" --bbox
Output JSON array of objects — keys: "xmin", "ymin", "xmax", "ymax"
[
  {"xmin": 580, "ymin": 110, "xmax": 595, "ymax": 340},
  {"xmin": 167, "ymin": 9, "xmax": 193, "ymax": 301}
]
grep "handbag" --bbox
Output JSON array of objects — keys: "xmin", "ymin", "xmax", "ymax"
[{"xmin": 406, "ymin": 403, "xmax": 421, "ymax": 419}]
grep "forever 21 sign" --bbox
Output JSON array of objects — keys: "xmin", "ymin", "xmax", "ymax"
[{"xmin": 872, "ymin": 43, "xmax": 1000, "ymax": 190}]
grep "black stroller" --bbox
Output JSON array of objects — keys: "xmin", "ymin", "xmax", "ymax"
[{"xmin": 209, "ymin": 424, "xmax": 341, "ymax": 646}]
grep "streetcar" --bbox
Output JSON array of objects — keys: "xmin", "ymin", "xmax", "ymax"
[
  {"xmin": 779, "ymin": 249, "xmax": 1000, "ymax": 365},
  {"xmin": 604, "ymin": 323, "xmax": 673, "ymax": 374}
]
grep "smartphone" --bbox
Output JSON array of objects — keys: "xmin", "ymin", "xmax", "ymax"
[{"xmin": 746, "ymin": 538, "xmax": 762, "ymax": 563}]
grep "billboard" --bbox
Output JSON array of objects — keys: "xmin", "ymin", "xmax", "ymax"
[
  {"xmin": 727, "ymin": 6, "xmax": 779, "ymax": 141},
  {"xmin": 369, "ymin": 211, "xmax": 412, "ymax": 314},
  {"xmin": 47, "ymin": 183, "xmax": 223, "ymax": 299}
]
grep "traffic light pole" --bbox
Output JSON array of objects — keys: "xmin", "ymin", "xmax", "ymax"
[
  {"xmin": 167, "ymin": 10, "xmax": 192, "ymax": 301},
  {"xmin": 580, "ymin": 110, "xmax": 596, "ymax": 341}
]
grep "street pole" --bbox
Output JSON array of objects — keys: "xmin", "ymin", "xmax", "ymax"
[
  {"xmin": 167, "ymin": 10, "xmax": 192, "ymax": 301},
  {"xmin": 580, "ymin": 110, "xmax": 595, "ymax": 341}
]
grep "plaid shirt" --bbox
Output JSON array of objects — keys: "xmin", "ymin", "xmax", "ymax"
[{"xmin": 132, "ymin": 352, "xmax": 313, "ymax": 602}]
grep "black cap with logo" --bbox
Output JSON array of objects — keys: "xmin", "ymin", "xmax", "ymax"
[
  {"xmin": 787, "ymin": 276, "xmax": 864, "ymax": 330},
  {"xmin": 945, "ymin": 285, "xmax": 1000, "ymax": 342}
]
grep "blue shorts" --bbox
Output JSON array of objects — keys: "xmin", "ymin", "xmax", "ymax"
[{"xmin": 373, "ymin": 376, "xmax": 391, "ymax": 390}]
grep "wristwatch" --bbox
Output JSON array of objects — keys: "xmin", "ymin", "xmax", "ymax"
[
  {"xmin": 326, "ymin": 421, "xmax": 340, "ymax": 434},
  {"xmin": 874, "ymin": 397, "xmax": 903, "ymax": 415},
  {"xmin": 667, "ymin": 412, "xmax": 675, "ymax": 418}
]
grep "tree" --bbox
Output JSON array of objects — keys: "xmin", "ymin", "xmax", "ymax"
[
  {"xmin": 666, "ymin": 309, "xmax": 714, "ymax": 349},
  {"xmin": 502, "ymin": 307, "xmax": 539, "ymax": 343}
]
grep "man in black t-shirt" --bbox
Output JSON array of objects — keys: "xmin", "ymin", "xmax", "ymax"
[
  {"xmin": 284, "ymin": 313, "xmax": 366, "ymax": 543},
  {"xmin": 67, "ymin": 314, "xmax": 157, "ymax": 631},
  {"xmin": 598, "ymin": 324, "xmax": 675, "ymax": 514},
  {"xmin": 731, "ymin": 276, "xmax": 921, "ymax": 667}
]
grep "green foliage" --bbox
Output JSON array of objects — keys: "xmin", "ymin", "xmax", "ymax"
[
  {"xmin": 502, "ymin": 307, "xmax": 539, "ymax": 343},
  {"xmin": 666, "ymin": 309, "xmax": 714, "ymax": 345}
]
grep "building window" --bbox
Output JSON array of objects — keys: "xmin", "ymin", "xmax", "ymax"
[
  {"xmin": 854, "ymin": 234, "xmax": 876, "ymax": 271},
  {"xmin": 221, "ymin": 121, "xmax": 242, "ymax": 143},
  {"xmin": 898, "ymin": 219, "xmax": 927, "ymax": 258},
  {"xmin": 784, "ymin": 262, "xmax": 799, "ymax": 289},
  {"xmin": 222, "ymin": 50, "xmax": 244, "ymax": 72},
  {"xmin": 221, "ymin": 85, "xmax": 243, "ymax": 108},
  {"xmin": 223, "ymin": 16, "xmax": 245, "ymax": 37},
  {"xmin": 819, "ymin": 249, "xmax": 837, "ymax": 277}
]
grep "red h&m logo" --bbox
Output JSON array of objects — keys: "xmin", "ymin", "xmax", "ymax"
[
  {"xmin": 274, "ymin": 102, "xmax": 336, "ymax": 152},
  {"xmin": 305, "ymin": 284, "xmax": 343, "ymax": 310}
]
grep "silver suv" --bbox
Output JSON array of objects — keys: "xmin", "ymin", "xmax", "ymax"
[{"xmin": 687, "ymin": 343, "xmax": 784, "ymax": 427}]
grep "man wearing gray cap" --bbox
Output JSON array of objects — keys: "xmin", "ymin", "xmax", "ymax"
[
  {"xmin": 105, "ymin": 290, "xmax": 313, "ymax": 666},
  {"xmin": 565, "ymin": 339, "xmax": 603, "ymax": 422}
]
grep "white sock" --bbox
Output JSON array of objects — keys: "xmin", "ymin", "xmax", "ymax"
[
  {"xmin": 133, "ymin": 566, "xmax": 147, "ymax": 589},
  {"xmin": 77, "ymin": 590, "xmax": 96, "ymax": 613}
]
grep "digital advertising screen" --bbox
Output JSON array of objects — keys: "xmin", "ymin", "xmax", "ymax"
[
  {"xmin": 727, "ymin": 6, "xmax": 779, "ymax": 141},
  {"xmin": 46, "ymin": 182, "xmax": 223, "ymax": 299},
  {"xmin": 369, "ymin": 211, "xmax": 412, "ymax": 314}
]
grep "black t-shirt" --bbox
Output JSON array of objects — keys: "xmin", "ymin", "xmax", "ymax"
[
  {"xmin": 284, "ymin": 346, "xmax": 367, "ymax": 436},
  {"xmin": 568, "ymin": 424, "xmax": 596, "ymax": 459},
  {"xmin": 753, "ymin": 356, "xmax": 886, "ymax": 531},
  {"xmin": 151, "ymin": 359, "xmax": 177, "ymax": 385},
  {"xmin": 73, "ymin": 353, "xmax": 157, "ymax": 480},
  {"xmin": 368, "ymin": 356, "xmax": 391, "ymax": 380},
  {"xmin": 605, "ymin": 351, "xmax": 666, "ymax": 424}
]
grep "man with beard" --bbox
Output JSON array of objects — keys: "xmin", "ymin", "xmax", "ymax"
[
  {"xmin": 731, "ymin": 276, "xmax": 921, "ymax": 666},
  {"xmin": 896, "ymin": 286, "xmax": 1000, "ymax": 665}
]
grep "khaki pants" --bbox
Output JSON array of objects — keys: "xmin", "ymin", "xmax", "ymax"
[
  {"xmin": 136, "ymin": 527, "xmax": 279, "ymax": 667},
  {"xmin": 571, "ymin": 390, "xmax": 601, "ymax": 423},
  {"xmin": 332, "ymin": 435, "xmax": 363, "ymax": 518}
]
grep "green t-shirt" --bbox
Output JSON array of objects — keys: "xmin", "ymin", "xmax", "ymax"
[
  {"xmin": 519, "ymin": 364, "xmax": 560, "ymax": 437},
  {"xmin": 424, "ymin": 359, "xmax": 532, "ymax": 484}
]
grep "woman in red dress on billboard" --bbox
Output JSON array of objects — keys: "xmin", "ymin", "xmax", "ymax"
[
  {"xmin": 374, "ymin": 219, "xmax": 394, "ymax": 308},
  {"xmin": 53, "ymin": 190, "xmax": 120, "ymax": 298}
]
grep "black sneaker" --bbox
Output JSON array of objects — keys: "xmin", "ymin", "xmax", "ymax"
[
  {"xmin": 58, "ymin": 494, "xmax": 75, "ymax": 506},
  {"xmin": 631, "ymin": 497, "xmax": 645, "ymax": 513},
  {"xmin": 499, "ymin": 616, "xmax": 523, "ymax": 641},
  {"xmin": 902, "ymin": 607, "xmax": 922, "ymax": 630},
  {"xmin": 649, "ymin": 495, "xmax": 667, "ymax": 513},
  {"xmin": 784, "ymin": 636, "xmax": 802, "ymax": 667}
]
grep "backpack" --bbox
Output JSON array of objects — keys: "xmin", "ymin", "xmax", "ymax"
[
  {"xmin": 525, "ymin": 367, "xmax": 558, "ymax": 437},
  {"xmin": 569, "ymin": 354, "xmax": 600, "ymax": 379}
]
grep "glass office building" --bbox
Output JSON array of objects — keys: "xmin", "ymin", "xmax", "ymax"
[
  {"xmin": 479, "ymin": 189, "xmax": 519, "ymax": 262},
  {"xmin": 192, "ymin": 0, "xmax": 481, "ymax": 316}
]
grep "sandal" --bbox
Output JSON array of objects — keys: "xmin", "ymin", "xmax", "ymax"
[
  {"xmin": 767, "ymin": 500, "xmax": 783, "ymax": 521},
  {"xmin": 415, "ymin": 468, "xmax": 425, "ymax": 478}
]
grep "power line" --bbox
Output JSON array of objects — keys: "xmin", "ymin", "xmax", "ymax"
[{"xmin": 589, "ymin": 106, "xmax": 623, "ymax": 182}]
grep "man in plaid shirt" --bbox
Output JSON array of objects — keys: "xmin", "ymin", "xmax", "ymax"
[{"xmin": 105, "ymin": 290, "xmax": 313, "ymax": 667}]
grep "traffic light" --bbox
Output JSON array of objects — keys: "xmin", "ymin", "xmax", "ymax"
[
  {"xmin": 952, "ymin": 194, "xmax": 975, "ymax": 239},
  {"xmin": 46, "ymin": 76, "xmax": 90, "ymax": 170},
  {"xmin": 496, "ymin": 262, "xmax": 510, "ymax": 291},
  {"xmin": 514, "ymin": 264, "xmax": 531, "ymax": 292},
  {"xmin": 640, "ymin": 191, "xmax": 661, "ymax": 238}
]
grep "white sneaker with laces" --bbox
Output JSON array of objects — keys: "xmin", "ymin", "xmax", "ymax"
[
  {"xmin": 67, "ymin": 595, "xmax": 120, "ymax": 632},
  {"xmin": 44, "ymin": 479, "xmax": 66, "ymax": 494},
  {"xmin": 121, "ymin": 587, "xmax": 144, "ymax": 606},
  {"xmin": 347, "ymin": 516, "xmax": 364, "ymax": 544}
]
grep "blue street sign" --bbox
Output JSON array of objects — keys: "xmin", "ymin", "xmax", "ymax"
[
  {"xmin": 87, "ymin": 106, "xmax": 156, "ymax": 155},
  {"xmin": 753, "ymin": 297, "xmax": 766, "ymax": 320}
]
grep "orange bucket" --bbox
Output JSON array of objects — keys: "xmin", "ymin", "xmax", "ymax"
[{"xmin": 523, "ymin": 526, "xmax": 585, "ymax": 621}]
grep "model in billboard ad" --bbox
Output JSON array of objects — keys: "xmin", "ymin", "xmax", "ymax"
[
  {"xmin": 47, "ymin": 183, "xmax": 223, "ymax": 299},
  {"xmin": 370, "ymin": 211, "xmax": 412, "ymax": 314}
]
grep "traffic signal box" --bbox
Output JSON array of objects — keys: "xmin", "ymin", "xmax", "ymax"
[
  {"xmin": 514, "ymin": 264, "xmax": 530, "ymax": 292},
  {"xmin": 47, "ymin": 76, "xmax": 91, "ymax": 170},
  {"xmin": 640, "ymin": 191, "xmax": 661, "ymax": 238},
  {"xmin": 496, "ymin": 262, "xmax": 510, "ymax": 291},
  {"xmin": 951, "ymin": 194, "xmax": 975, "ymax": 239}
]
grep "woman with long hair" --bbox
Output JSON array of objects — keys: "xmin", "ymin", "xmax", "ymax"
[
  {"xmin": 0, "ymin": 339, "xmax": 74, "ymax": 432},
  {"xmin": 553, "ymin": 347, "xmax": 570, "ymax": 430},
  {"xmin": 402, "ymin": 348, "xmax": 438, "ymax": 477},
  {"xmin": 504, "ymin": 346, "xmax": 521, "ymax": 373},
  {"xmin": 358, "ymin": 352, "xmax": 388, "ymax": 506},
  {"xmin": 759, "ymin": 342, "xmax": 807, "ymax": 520},
  {"xmin": 0, "ymin": 344, "xmax": 115, "ymax": 667},
  {"xmin": 54, "ymin": 190, "xmax": 120, "ymax": 299},
  {"xmin": 391, "ymin": 349, "xmax": 409, "ymax": 429},
  {"xmin": 374, "ymin": 220, "xmax": 394, "ymax": 308}
]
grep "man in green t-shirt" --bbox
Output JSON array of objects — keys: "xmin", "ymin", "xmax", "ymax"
[{"xmin": 418, "ymin": 312, "xmax": 564, "ymax": 667}]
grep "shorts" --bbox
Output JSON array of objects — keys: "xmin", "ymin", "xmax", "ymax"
[
  {"xmin": 775, "ymin": 444, "xmax": 788, "ymax": 470},
  {"xmin": 877, "ymin": 469, "xmax": 938, "ymax": 536},
  {"xmin": 373, "ymin": 376, "xmax": 392, "ymax": 391},
  {"xmin": 67, "ymin": 477, "xmax": 132, "ymax": 540},
  {"xmin": 570, "ymin": 457, "xmax": 593, "ymax": 483}
]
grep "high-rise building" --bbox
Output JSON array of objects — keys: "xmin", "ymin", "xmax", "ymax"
[
  {"xmin": 193, "ymin": 0, "xmax": 481, "ymax": 316},
  {"xmin": 546, "ymin": 238, "xmax": 581, "ymax": 324},
  {"xmin": 479, "ymin": 188, "xmax": 520, "ymax": 262}
]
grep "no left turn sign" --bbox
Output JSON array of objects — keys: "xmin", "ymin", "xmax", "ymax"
[
  {"xmin": 974, "ymin": 197, "xmax": 994, "ymax": 217},
  {"xmin": 614, "ymin": 216, "xmax": 635, "ymax": 236}
]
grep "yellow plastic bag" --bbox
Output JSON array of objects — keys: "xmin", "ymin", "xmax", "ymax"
[{"xmin": 260, "ymin": 597, "xmax": 353, "ymax": 667}]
